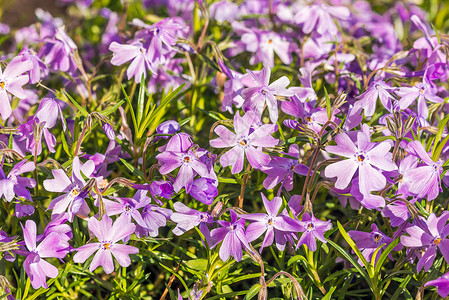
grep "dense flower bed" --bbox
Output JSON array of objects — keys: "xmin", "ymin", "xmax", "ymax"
[{"xmin": 1, "ymin": 0, "xmax": 449, "ymax": 299}]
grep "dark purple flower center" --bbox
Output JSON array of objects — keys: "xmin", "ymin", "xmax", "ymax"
[
  {"xmin": 261, "ymin": 88, "xmax": 269, "ymax": 95},
  {"xmin": 307, "ymin": 223, "xmax": 314, "ymax": 231},
  {"xmin": 357, "ymin": 154, "xmax": 365, "ymax": 162},
  {"xmin": 267, "ymin": 217, "xmax": 274, "ymax": 226},
  {"xmin": 125, "ymin": 204, "xmax": 132, "ymax": 212},
  {"xmin": 373, "ymin": 233, "xmax": 381, "ymax": 242}
]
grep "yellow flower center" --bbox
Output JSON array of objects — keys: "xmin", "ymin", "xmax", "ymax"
[
  {"xmin": 0, "ymin": 82, "xmax": 5, "ymax": 89},
  {"xmin": 434, "ymin": 238, "xmax": 441, "ymax": 245},
  {"xmin": 104, "ymin": 243, "xmax": 111, "ymax": 250}
]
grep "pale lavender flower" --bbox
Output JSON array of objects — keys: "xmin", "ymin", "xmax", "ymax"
[
  {"xmin": 22, "ymin": 220, "xmax": 69, "ymax": 289},
  {"xmin": 353, "ymin": 79, "xmax": 395, "ymax": 117},
  {"xmin": 0, "ymin": 160, "xmax": 35, "ymax": 202},
  {"xmin": 135, "ymin": 203, "xmax": 172, "ymax": 238},
  {"xmin": 324, "ymin": 131, "xmax": 397, "ymax": 197},
  {"xmin": 242, "ymin": 193, "xmax": 300, "ymax": 252},
  {"xmin": 188, "ymin": 178, "xmax": 217, "ymax": 205},
  {"xmin": 73, "ymin": 215, "xmax": 139, "ymax": 274},
  {"xmin": 171, "ymin": 202, "xmax": 214, "ymax": 246},
  {"xmin": 402, "ymin": 140, "xmax": 442, "ymax": 201},
  {"xmin": 401, "ymin": 212, "xmax": 449, "ymax": 272},
  {"xmin": 425, "ymin": 272, "xmax": 449, "ymax": 297},
  {"xmin": 109, "ymin": 41, "xmax": 155, "ymax": 83},
  {"xmin": 241, "ymin": 67, "xmax": 293, "ymax": 123},
  {"xmin": 396, "ymin": 82, "xmax": 443, "ymax": 119},
  {"xmin": 156, "ymin": 148, "xmax": 210, "ymax": 193},
  {"xmin": 17, "ymin": 47, "xmax": 49, "ymax": 84},
  {"xmin": 348, "ymin": 223, "xmax": 400, "ymax": 263},
  {"xmin": 43, "ymin": 157, "xmax": 95, "ymax": 220},
  {"xmin": 211, "ymin": 210, "xmax": 251, "ymax": 262},
  {"xmin": 295, "ymin": 3, "xmax": 350, "ymax": 36},
  {"xmin": 210, "ymin": 110, "xmax": 278, "ymax": 174},
  {"xmin": 295, "ymin": 213, "xmax": 332, "ymax": 251},
  {"xmin": 0, "ymin": 56, "xmax": 33, "ymax": 120},
  {"xmin": 103, "ymin": 191, "xmax": 151, "ymax": 229},
  {"xmin": 39, "ymin": 27, "xmax": 78, "ymax": 73},
  {"xmin": 260, "ymin": 144, "xmax": 309, "ymax": 191}
]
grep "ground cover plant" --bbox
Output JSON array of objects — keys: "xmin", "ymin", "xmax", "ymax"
[{"xmin": 1, "ymin": 0, "xmax": 449, "ymax": 299}]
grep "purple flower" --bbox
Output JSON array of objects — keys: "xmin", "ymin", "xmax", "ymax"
[
  {"xmin": 324, "ymin": 131, "xmax": 397, "ymax": 197},
  {"xmin": 401, "ymin": 213, "xmax": 449, "ymax": 272},
  {"xmin": 0, "ymin": 56, "xmax": 33, "ymax": 120},
  {"xmin": 260, "ymin": 144, "xmax": 309, "ymax": 191},
  {"xmin": 109, "ymin": 41, "xmax": 155, "ymax": 83},
  {"xmin": 149, "ymin": 180, "xmax": 174, "ymax": 200},
  {"xmin": 396, "ymin": 83, "xmax": 443, "ymax": 119},
  {"xmin": 156, "ymin": 148, "xmax": 210, "ymax": 193},
  {"xmin": 39, "ymin": 27, "xmax": 78, "ymax": 73},
  {"xmin": 348, "ymin": 223, "xmax": 400, "ymax": 263},
  {"xmin": 22, "ymin": 220, "xmax": 69, "ymax": 289},
  {"xmin": 402, "ymin": 141, "xmax": 442, "ymax": 200},
  {"xmin": 16, "ymin": 117, "xmax": 57, "ymax": 155},
  {"xmin": 43, "ymin": 157, "xmax": 95, "ymax": 220},
  {"xmin": 239, "ymin": 27, "xmax": 291, "ymax": 68},
  {"xmin": 17, "ymin": 47, "xmax": 49, "ymax": 84},
  {"xmin": 210, "ymin": 110, "xmax": 278, "ymax": 174},
  {"xmin": 188, "ymin": 178, "xmax": 217, "ymax": 205},
  {"xmin": 241, "ymin": 67, "xmax": 293, "ymax": 123},
  {"xmin": 281, "ymin": 95, "xmax": 340, "ymax": 134},
  {"xmin": 135, "ymin": 203, "xmax": 172, "ymax": 238},
  {"xmin": 171, "ymin": 202, "xmax": 214, "ymax": 246},
  {"xmin": 156, "ymin": 120, "xmax": 180, "ymax": 137},
  {"xmin": 73, "ymin": 215, "xmax": 139, "ymax": 274},
  {"xmin": 211, "ymin": 210, "xmax": 251, "ymax": 262},
  {"xmin": 295, "ymin": 4, "xmax": 350, "ymax": 36},
  {"xmin": 353, "ymin": 79, "xmax": 395, "ymax": 117},
  {"xmin": 103, "ymin": 191, "xmax": 151, "ymax": 230},
  {"xmin": 35, "ymin": 98, "xmax": 65, "ymax": 130},
  {"xmin": 242, "ymin": 193, "xmax": 299, "ymax": 252},
  {"xmin": 0, "ymin": 160, "xmax": 36, "ymax": 202},
  {"xmin": 425, "ymin": 272, "xmax": 449, "ymax": 297},
  {"xmin": 295, "ymin": 213, "xmax": 332, "ymax": 251}
]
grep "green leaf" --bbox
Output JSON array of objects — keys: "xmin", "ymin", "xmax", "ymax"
[
  {"xmin": 391, "ymin": 274, "xmax": 412, "ymax": 300},
  {"xmin": 432, "ymin": 133, "xmax": 449, "ymax": 162},
  {"xmin": 101, "ymin": 100, "xmax": 125, "ymax": 116},
  {"xmin": 322, "ymin": 285, "xmax": 337, "ymax": 300},
  {"xmin": 185, "ymin": 259, "xmax": 208, "ymax": 272},
  {"xmin": 244, "ymin": 284, "xmax": 261, "ymax": 300},
  {"xmin": 62, "ymin": 91, "xmax": 89, "ymax": 117},
  {"xmin": 217, "ymin": 177, "xmax": 239, "ymax": 184},
  {"xmin": 121, "ymin": 85, "xmax": 138, "ymax": 134},
  {"xmin": 137, "ymin": 75, "xmax": 146, "ymax": 126},
  {"xmin": 137, "ymin": 83, "xmax": 186, "ymax": 138},
  {"xmin": 337, "ymin": 221, "xmax": 372, "ymax": 276},
  {"xmin": 119, "ymin": 158, "xmax": 146, "ymax": 180},
  {"xmin": 374, "ymin": 238, "xmax": 400, "ymax": 276},
  {"xmin": 324, "ymin": 86, "xmax": 331, "ymax": 120},
  {"xmin": 326, "ymin": 238, "xmax": 373, "ymax": 291}
]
